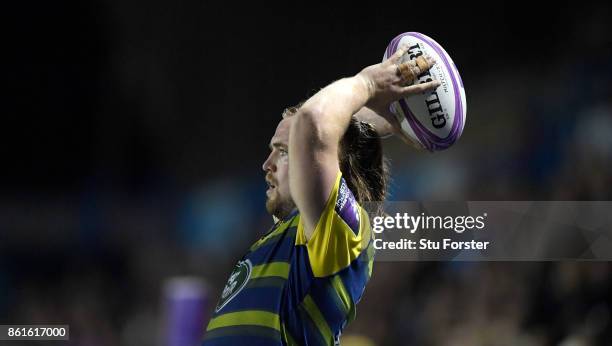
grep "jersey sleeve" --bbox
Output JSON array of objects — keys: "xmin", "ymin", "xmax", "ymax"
[{"xmin": 296, "ymin": 171, "xmax": 372, "ymax": 277}]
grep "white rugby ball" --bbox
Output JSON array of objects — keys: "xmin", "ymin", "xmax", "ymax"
[{"xmin": 383, "ymin": 32, "xmax": 466, "ymax": 151}]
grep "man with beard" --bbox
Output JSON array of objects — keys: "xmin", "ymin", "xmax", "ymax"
[{"xmin": 203, "ymin": 47, "xmax": 438, "ymax": 345}]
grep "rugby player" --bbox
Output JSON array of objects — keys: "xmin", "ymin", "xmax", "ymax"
[{"xmin": 203, "ymin": 46, "xmax": 439, "ymax": 345}]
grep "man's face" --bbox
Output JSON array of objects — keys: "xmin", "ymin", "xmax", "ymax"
[{"xmin": 262, "ymin": 117, "xmax": 295, "ymax": 219}]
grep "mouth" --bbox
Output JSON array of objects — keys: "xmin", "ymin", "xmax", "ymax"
[{"xmin": 265, "ymin": 179, "xmax": 276, "ymax": 195}]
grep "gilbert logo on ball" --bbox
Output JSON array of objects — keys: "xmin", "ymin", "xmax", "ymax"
[{"xmin": 383, "ymin": 32, "xmax": 467, "ymax": 151}]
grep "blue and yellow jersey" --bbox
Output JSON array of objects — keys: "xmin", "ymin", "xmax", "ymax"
[{"xmin": 202, "ymin": 172, "xmax": 375, "ymax": 346}]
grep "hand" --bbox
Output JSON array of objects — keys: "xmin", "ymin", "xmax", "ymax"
[{"xmin": 356, "ymin": 45, "xmax": 440, "ymax": 124}]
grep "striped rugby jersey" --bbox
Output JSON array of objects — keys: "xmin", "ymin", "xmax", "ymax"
[{"xmin": 202, "ymin": 172, "xmax": 375, "ymax": 345}]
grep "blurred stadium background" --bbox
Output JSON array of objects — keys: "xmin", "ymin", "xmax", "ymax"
[{"xmin": 2, "ymin": 1, "xmax": 612, "ymax": 345}]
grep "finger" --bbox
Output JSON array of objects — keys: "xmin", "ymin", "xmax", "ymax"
[
  {"xmin": 403, "ymin": 55, "xmax": 436, "ymax": 80},
  {"xmin": 390, "ymin": 44, "xmax": 409, "ymax": 63},
  {"xmin": 396, "ymin": 60, "xmax": 419, "ymax": 84},
  {"xmin": 400, "ymin": 80, "xmax": 441, "ymax": 95},
  {"xmin": 414, "ymin": 55, "xmax": 436, "ymax": 74}
]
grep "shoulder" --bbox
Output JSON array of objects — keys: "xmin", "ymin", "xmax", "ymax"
[{"xmin": 295, "ymin": 172, "xmax": 372, "ymax": 277}]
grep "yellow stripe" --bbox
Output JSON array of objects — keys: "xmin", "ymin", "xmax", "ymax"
[
  {"xmin": 360, "ymin": 208, "xmax": 372, "ymax": 248},
  {"xmin": 302, "ymin": 295, "xmax": 333, "ymax": 342},
  {"xmin": 206, "ymin": 310, "xmax": 280, "ymax": 331},
  {"xmin": 367, "ymin": 240, "xmax": 375, "ymax": 259},
  {"xmin": 251, "ymin": 262, "xmax": 290, "ymax": 279},
  {"xmin": 289, "ymin": 214, "xmax": 300, "ymax": 227},
  {"xmin": 331, "ymin": 276, "xmax": 351, "ymax": 313},
  {"xmin": 367, "ymin": 241, "xmax": 375, "ymax": 278}
]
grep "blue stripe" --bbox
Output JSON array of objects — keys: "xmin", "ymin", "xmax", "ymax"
[
  {"xmin": 203, "ymin": 325, "xmax": 280, "ymax": 342},
  {"xmin": 299, "ymin": 304, "xmax": 329, "ymax": 345},
  {"xmin": 284, "ymin": 245, "xmax": 314, "ymax": 307},
  {"xmin": 215, "ymin": 286, "xmax": 283, "ymax": 315},
  {"xmin": 202, "ymin": 334, "xmax": 283, "ymax": 346},
  {"xmin": 246, "ymin": 277, "xmax": 286, "ymax": 289},
  {"xmin": 280, "ymin": 246, "xmax": 362, "ymax": 345},
  {"xmin": 281, "ymin": 302, "xmax": 328, "ymax": 346},
  {"xmin": 279, "ymin": 246, "xmax": 320, "ymax": 345},
  {"xmin": 247, "ymin": 227, "xmax": 297, "ymax": 266},
  {"xmin": 338, "ymin": 248, "xmax": 372, "ymax": 306},
  {"xmin": 307, "ymin": 278, "xmax": 347, "ymax": 333}
]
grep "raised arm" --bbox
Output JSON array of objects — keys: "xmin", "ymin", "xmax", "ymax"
[{"xmin": 289, "ymin": 47, "xmax": 439, "ymax": 239}]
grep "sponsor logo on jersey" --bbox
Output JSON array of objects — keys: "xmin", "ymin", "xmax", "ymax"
[{"xmin": 215, "ymin": 259, "xmax": 252, "ymax": 313}]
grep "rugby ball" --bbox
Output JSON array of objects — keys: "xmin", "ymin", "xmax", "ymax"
[{"xmin": 383, "ymin": 32, "xmax": 466, "ymax": 151}]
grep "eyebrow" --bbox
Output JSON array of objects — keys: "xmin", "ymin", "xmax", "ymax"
[{"xmin": 268, "ymin": 142, "xmax": 288, "ymax": 151}]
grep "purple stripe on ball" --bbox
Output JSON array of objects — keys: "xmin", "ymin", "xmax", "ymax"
[{"xmin": 385, "ymin": 33, "xmax": 403, "ymax": 59}]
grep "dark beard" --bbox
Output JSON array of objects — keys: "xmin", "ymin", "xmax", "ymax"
[{"xmin": 266, "ymin": 195, "xmax": 296, "ymax": 220}]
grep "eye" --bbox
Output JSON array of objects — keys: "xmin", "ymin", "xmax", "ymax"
[{"xmin": 279, "ymin": 148, "xmax": 288, "ymax": 157}]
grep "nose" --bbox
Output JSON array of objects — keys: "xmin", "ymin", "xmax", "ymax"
[{"xmin": 262, "ymin": 152, "xmax": 276, "ymax": 172}]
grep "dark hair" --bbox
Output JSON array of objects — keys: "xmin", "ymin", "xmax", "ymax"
[
  {"xmin": 339, "ymin": 119, "xmax": 389, "ymax": 203},
  {"xmin": 282, "ymin": 105, "xmax": 389, "ymax": 204}
]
